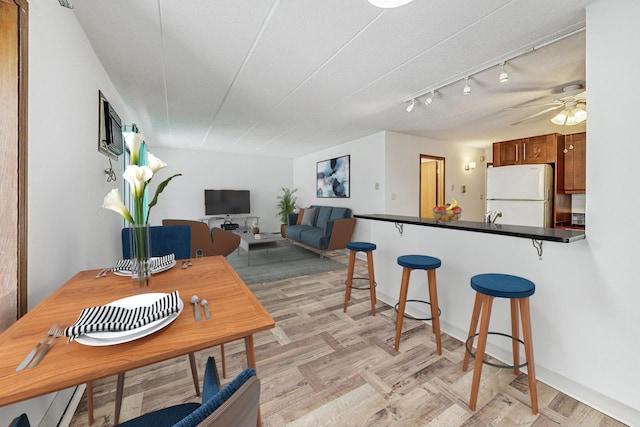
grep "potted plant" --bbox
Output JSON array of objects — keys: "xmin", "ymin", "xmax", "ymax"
[{"xmin": 276, "ymin": 187, "xmax": 298, "ymax": 237}]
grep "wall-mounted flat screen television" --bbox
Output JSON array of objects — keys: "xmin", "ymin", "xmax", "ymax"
[
  {"xmin": 103, "ymin": 100, "xmax": 124, "ymax": 156},
  {"xmin": 204, "ymin": 189, "xmax": 251, "ymax": 215}
]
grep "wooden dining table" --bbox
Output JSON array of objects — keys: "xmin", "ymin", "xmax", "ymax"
[{"xmin": 0, "ymin": 255, "xmax": 275, "ymax": 421}]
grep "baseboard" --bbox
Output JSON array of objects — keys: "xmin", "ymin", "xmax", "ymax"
[
  {"xmin": 376, "ymin": 291, "xmax": 640, "ymax": 426},
  {"xmin": 36, "ymin": 387, "xmax": 76, "ymax": 427},
  {"xmin": 56, "ymin": 384, "xmax": 85, "ymax": 427}
]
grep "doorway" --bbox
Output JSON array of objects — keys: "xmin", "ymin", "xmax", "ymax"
[{"xmin": 420, "ymin": 155, "xmax": 445, "ymax": 217}]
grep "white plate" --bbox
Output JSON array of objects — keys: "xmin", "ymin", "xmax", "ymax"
[
  {"xmin": 112, "ymin": 258, "xmax": 177, "ymax": 277},
  {"xmin": 75, "ymin": 293, "xmax": 183, "ymax": 346}
]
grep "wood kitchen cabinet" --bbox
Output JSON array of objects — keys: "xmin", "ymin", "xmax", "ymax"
[
  {"xmin": 563, "ymin": 132, "xmax": 586, "ymax": 193},
  {"xmin": 493, "ymin": 134, "xmax": 562, "ymax": 166},
  {"xmin": 492, "ymin": 133, "xmax": 572, "ymax": 228}
]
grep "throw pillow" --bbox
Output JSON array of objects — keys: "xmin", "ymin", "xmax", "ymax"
[
  {"xmin": 296, "ymin": 208, "xmax": 305, "ymax": 225},
  {"xmin": 301, "ymin": 208, "xmax": 316, "ymax": 226}
]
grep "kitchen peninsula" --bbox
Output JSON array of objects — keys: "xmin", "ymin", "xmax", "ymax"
[
  {"xmin": 353, "ymin": 214, "xmax": 586, "ymax": 243},
  {"xmin": 353, "ymin": 212, "xmax": 596, "ymax": 420}
]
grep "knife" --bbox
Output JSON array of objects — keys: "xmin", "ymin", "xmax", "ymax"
[
  {"xmin": 95, "ymin": 267, "xmax": 109, "ymax": 278},
  {"xmin": 28, "ymin": 333, "xmax": 59, "ymax": 368},
  {"xmin": 15, "ymin": 334, "xmax": 49, "ymax": 372}
]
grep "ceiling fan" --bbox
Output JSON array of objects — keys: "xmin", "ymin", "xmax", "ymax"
[{"xmin": 508, "ymin": 84, "xmax": 587, "ymax": 126}]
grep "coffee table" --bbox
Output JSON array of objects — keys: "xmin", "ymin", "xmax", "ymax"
[{"xmin": 237, "ymin": 232, "xmax": 286, "ymax": 265}]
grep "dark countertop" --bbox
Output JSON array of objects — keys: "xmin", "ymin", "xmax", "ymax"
[{"xmin": 354, "ymin": 214, "xmax": 586, "ymax": 243}]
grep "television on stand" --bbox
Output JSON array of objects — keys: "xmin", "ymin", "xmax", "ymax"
[{"xmin": 204, "ymin": 189, "xmax": 251, "ymax": 216}]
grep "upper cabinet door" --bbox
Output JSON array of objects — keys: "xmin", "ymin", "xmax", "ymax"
[
  {"xmin": 563, "ymin": 132, "xmax": 586, "ymax": 193},
  {"xmin": 522, "ymin": 135, "xmax": 556, "ymax": 164},
  {"xmin": 493, "ymin": 139, "xmax": 520, "ymax": 166}
]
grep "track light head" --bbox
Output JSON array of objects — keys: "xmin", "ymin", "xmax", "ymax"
[
  {"xmin": 424, "ymin": 91, "xmax": 435, "ymax": 106},
  {"xmin": 499, "ymin": 62, "xmax": 509, "ymax": 83},
  {"xmin": 406, "ymin": 99, "xmax": 416, "ymax": 112},
  {"xmin": 463, "ymin": 77, "xmax": 471, "ymax": 95},
  {"xmin": 58, "ymin": 0, "xmax": 74, "ymax": 8}
]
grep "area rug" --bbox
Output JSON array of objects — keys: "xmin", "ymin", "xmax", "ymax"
[{"xmin": 225, "ymin": 241, "xmax": 345, "ymax": 285}]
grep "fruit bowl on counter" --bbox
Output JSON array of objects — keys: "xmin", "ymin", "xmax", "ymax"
[{"xmin": 432, "ymin": 200, "xmax": 462, "ymax": 222}]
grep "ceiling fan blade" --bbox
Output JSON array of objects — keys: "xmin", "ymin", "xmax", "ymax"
[
  {"xmin": 510, "ymin": 105, "xmax": 564, "ymax": 126},
  {"xmin": 505, "ymin": 101, "xmax": 563, "ymax": 110}
]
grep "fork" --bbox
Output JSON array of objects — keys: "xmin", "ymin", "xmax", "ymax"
[
  {"xmin": 27, "ymin": 325, "xmax": 63, "ymax": 368},
  {"xmin": 16, "ymin": 325, "xmax": 60, "ymax": 371}
]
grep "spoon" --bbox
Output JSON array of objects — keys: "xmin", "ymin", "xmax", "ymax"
[
  {"xmin": 201, "ymin": 299, "xmax": 211, "ymax": 320},
  {"xmin": 190, "ymin": 295, "xmax": 201, "ymax": 322}
]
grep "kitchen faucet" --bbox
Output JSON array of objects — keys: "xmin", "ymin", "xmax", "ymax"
[{"xmin": 484, "ymin": 211, "xmax": 502, "ymax": 224}]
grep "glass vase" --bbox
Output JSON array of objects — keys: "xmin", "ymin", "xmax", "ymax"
[{"xmin": 130, "ymin": 224, "xmax": 152, "ymax": 290}]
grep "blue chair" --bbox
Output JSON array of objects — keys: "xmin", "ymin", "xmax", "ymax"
[
  {"xmin": 117, "ymin": 357, "xmax": 260, "ymax": 427},
  {"xmin": 86, "ymin": 225, "xmax": 202, "ymax": 425},
  {"xmin": 8, "ymin": 414, "xmax": 29, "ymax": 427},
  {"xmin": 121, "ymin": 225, "xmax": 191, "ymax": 260}
]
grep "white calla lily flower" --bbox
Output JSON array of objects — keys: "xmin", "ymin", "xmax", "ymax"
[
  {"xmin": 124, "ymin": 132, "xmax": 145, "ymax": 165},
  {"xmin": 102, "ymin": 189, "xmax": 134, "ymax": 224},
  {"xmin": 147, "ymin": 153, "xmax": 167, "ymax": 173},
  {"xmin": 123, "ymin": 165, "xmax": 153, "ymax": 199}
]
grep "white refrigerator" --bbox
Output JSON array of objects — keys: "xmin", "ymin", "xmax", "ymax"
[{"xmin": 486, "ymin": 164, "xmax": 554, "ymax": 227}]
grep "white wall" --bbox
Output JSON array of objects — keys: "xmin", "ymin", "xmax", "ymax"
[
  {"xmin": 385, "ymin": 131, "xmax": 487, "ymax": 220},
  {"xmin": 149, "ymin": 146, "xmax": 292, "ymax": 233},
  {"xmin": 293, "ymin": 132, "xmax": 386, "ymax": 242}
]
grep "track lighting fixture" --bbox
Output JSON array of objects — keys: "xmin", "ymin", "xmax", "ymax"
[
  {"xmin": 499, "ymin": 62, "xmax": 509, "ymax": 83},
  {"xmin": 424, "ymin": 91, "xmax": 435, "ymax": 106},
  {"xmin": 399, "ymin": 27, "xmax": 585, "ymax": 112},
  {"xmin": 406, "ymin": 98, "xmax": 416, "ymax": 112}
]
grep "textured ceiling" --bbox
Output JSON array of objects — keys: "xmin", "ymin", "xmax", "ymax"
[{"xmin": 72, "ymin": 0, "xmax": 588, "ymax": 158}]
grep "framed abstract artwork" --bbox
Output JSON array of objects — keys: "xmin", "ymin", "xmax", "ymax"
[{"xmin": 317, "ymin": 155, "xmax": 350, "ymax": 198}]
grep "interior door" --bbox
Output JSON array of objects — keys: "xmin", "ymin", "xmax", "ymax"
[
  {"xmin": 0, "ymin": 0, "xmax": 28, "ymax": 331},
  {"xmin": 420, "ymin": 155, "xmax": 445, "ymax": 217}
]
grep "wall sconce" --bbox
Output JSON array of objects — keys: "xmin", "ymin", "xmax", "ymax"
[{"xmin": 465, "ymin": 161, "xmax": 476, "ymax": 171}]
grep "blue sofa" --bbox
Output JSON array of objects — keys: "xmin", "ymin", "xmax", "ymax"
[{"xmin": 285, "ymin": 205, "xmax": 356, "ymax": 252}]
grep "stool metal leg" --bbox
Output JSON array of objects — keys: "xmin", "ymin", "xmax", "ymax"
[
  {"xmin": 394, "ymin": 267, "xmax": 411, "ymax": 351},
  {"xmin": 520, "ymin": 297, "xmax": 538, "ymax": 414},
  {"xmin": 510, "ymin": 299, "xmax": 520, "ymax": 375},
  {"xmin": 366, "ymin": 251, "xmax": 376, "ymax": 316},
  {"xmin": 462, "ymin": 292, "xmax": 483, "ymax": 371},
  {"xmin": 469, "ymin": 294, "xmax": 494, "ymax": 411},
  {"xmin": 427, "ymin": 269, "xmax": 442, "ymax": 355},
  {"xmin": 343, "ymin": 250, "xmax": 357, "ymax": 313}
]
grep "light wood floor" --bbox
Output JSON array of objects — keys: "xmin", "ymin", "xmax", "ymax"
[{"xmin": 69, "ymin": 253, "xmax": 626, "ymax": 426}]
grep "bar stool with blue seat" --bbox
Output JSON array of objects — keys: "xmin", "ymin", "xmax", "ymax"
[
  {"xmin": 394, "ymin": 254, "xmax": 442, "ymax": 354},
  {"xmin": 462, "ymin": 273, "xmax": 538, "ymax": 414},
  {"xmin": 343, "ymin": 241, "xmax": 377, "ymax": 316}
]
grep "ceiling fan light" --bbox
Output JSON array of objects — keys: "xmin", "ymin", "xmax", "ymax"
[
  {"xmin": 499, "ymin": 63, "xmax": 509, "ymax": 83},
  {"xmin": 463, "ymin": 77, "xmax": 471, "ymax": 95},
  {"xmin": 573, "ymin": 108, "xmax": 587, "ymax": 123},
  {"xmin": 551, "ymin": 110, "xmax": 569, "ymax": 125},
  {"xmin": 368, "ymin": 0, "xmax": 413, "ymax": 8},
  {"xmin": 565, "ymin": 108, "xmax": 587, "ymax": 125}
]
